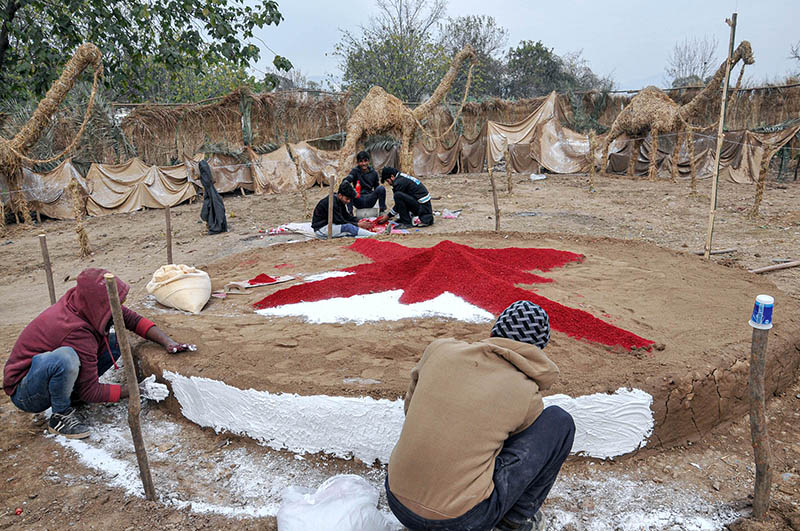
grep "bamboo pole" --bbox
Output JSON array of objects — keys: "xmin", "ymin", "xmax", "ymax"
[
  {"xmin": 38, "ymin": 234, "xmax": 56, "ymax": 305},
  {"xmin": 505, "ymin": 145, "xmax": 513, "ymax": 194},
  {"xmin": 703, "ymin": 13, "xmax": 737, "ymax": 260},
  {"xmin": 748, "ymin": 260, "xmax": 800, "ymax": 274},
  {"xmin": 489, "ymin": 166, "xmax": 500, "ymax": 232},
  {"xmin": 749, "ymin": 325, "xmax": 772, "ymax": 518},
  {"xmin": 164, "ymin": 206, "xmax": 173, "ymax": 265},
  {"xmin": 104, "ymin": 273, "xmax": 157, "ymax": 501},
  {"xmin": 327, "ymin": 176, "xmax": 335, "ymax": 239}
]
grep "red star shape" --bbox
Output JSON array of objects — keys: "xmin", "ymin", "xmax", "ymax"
[{"xmin": 254, "ymin": 239, "xmax": 653, "ymax": 350}]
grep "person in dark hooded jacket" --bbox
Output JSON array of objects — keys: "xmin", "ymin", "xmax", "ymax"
[
  {"xmin": 3, "ymin": 268, "xmax": 194, "ymax": 439},
  {"xmin": 199, "ymin": 160, "xmax": 228, "ymax": 234},
  {"xmin": 375, "ymin": 166, "xmax": 434, "ymax": 228}
]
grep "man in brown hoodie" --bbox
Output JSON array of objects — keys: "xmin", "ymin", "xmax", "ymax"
[{"xmin": 386, "ymin": 301, "xmax": 575, "ymax": 531}]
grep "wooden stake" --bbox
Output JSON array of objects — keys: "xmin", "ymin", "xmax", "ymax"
[
  {"xmin": 489, "ymin": 166, "xmax": 500, "ymax": 232},
  {"xmin": 38, "ymin": 234, "xmax": 56, "ymax": 305},
  {"xmin": 104, "ymin": 273, "xmax": 157, "ymax": 502},
  {"xmin": 749, "ymin": 325, "xmax": 772, "ymax": 518},
  {"xmin": 704, "ymin": 13, "xmax": 737, "ymax": 260},
  {"xmin": 505, "ymin": 145, "xmax": 513, "ymax": 194},
  {"xmin": 327, "ymin": 175, "xmax": 335, "ymax": 239},
  {"xmin": 164, "ymin": 206, "xmax": 173, "ymax": 265}
]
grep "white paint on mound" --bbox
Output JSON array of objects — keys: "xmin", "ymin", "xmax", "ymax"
[
  {"xmin": 547, "ymin": 388, "xmax": 654, "ymax": 459},
  {"xmin": 165, "ymin": 370, "xmax": 653, "ymax": 461},
  {"xmin": 255, "ymin": 290, "xmax": 494, "ymax": 324},
  {"xmin": 302, "ymin": 270, "xmax": 354, "ymax": 282},
  {"xmin": 165, "ymin": 371, "xmax": 405, "ymax": 465}
]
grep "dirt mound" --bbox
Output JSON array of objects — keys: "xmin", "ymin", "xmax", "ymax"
[{"xmin": 134, "ymin": 232, "xmax": 800, "ymax": 450}]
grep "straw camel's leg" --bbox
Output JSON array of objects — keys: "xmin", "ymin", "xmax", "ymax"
[
  {"xmin": 687, "ymin": 129, "xmax": 698, "ymax": 194},
  {"xmin": 648, "ymin": 129, "xmax": 660, "ymax": 181},
  {"xmin": 400, "ymin": 123, "xmax": 414, "ymax": 174},
  {"xmin": 671, "ymin": 129, "xmax": 683, "ymax": 184},
  {"xmin": 628, "ymin": 138, "xmax": 642, "ymax": 177},
  {"xmin": 601, "ymin": 123, "xmax": 623, "ymax": 175}
]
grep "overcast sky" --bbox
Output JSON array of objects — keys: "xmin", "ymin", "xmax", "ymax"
[{"xmin": 251, "ymin": 0, "xmax": 799, "ymax": 91}]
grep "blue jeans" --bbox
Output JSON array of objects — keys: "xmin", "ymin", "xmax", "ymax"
[
  {"xmin": 386, "ymin": 406, "xmax": 575, "ymax": 531},
  {"xmin": 314, "ymin": 223, "xmax": 360, "ymax": 238},
  {"xmin": 353, "ymin": 186, "xmax": 387, "ymax": 211},
  {"xmin": 10, "ymin": 333, "xmax": 121, "ymax": 414}
]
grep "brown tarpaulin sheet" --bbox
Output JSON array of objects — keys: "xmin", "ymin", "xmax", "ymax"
[
  {"xmin": 288, "ymin": 141, "xmax": 358, "ymax": 187},
  {"xmin": 459, "ymin": 124, "xmax": 487, "ymax": 174},
  {"xmin": 21, "ymin": 159, "xmax": 88, "ymax": 219},
  {"xmin": 248, "ymin": 145, "xmax": 300, "ymax": 194},
  {"xmin": 413, "ymin": 140, "xmax": 459, "ymax": 175},
  {"xmin": 604, "ymin": 126, "xmax": 800, "ymax": 183},
  {"xmin": 86, "ymin": 158, "xmax": 196, "ymax": 216},
  {"xmin": 186, "ymin": 153, "xmax": 254, "ymax": 193},
  {"xmin": 486, "ymin": 94, "xmax": 550, "ymax": 167}
]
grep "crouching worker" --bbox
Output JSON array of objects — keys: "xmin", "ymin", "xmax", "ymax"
[
  {"xmin": 386, "ymin": 301, "xmax": 575, "ymax": 531},
  {"xmin": 375, "ymin": 166, "xmax": 434, "ymax": 228},
  {"xmin": 311, "ymin": 181, "xmax": 373, "ymax": 238},
  {"xmin": 3, "ymin": 268, "xmax": 195, "ymax": 439}
]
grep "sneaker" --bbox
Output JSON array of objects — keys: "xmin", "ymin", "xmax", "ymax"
[
  {"xmin": 494, "ymin": 510, "xmax": 545, "ymax": 531},
  {"xmin": 412, "ymin": 216, "xmax": 422, "ymax": 226},
  {"xmin": 48, "ymin": 408, "xmax": 90, "ymax": 439}
]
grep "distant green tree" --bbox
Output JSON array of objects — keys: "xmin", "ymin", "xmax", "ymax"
[
  {"xmin": 436, "ymin": 15, "xmax": 507, "ymax": 99},
  {"xmin": 335, "ymin": 0, "xmax": 449, "ymax": 102},
  {"xmin": 504, "ymin": 40, "xmax": 571, "ymax": 98},
  {"xmin": 0, "ymin": 0, "xmax": 292, "ymax": 101}
]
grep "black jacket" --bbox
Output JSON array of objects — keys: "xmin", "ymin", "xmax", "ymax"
[
  {"xmin": 392, "ymin": 173, "xmax": 431, "ymax": 203},
  {"xmin": 311, "ymin": 195, "xmax": 358, "ymax": 231},
  {"xmin": 199, "ymin": 160, "xmax": 228, "ymax": 234},
  {"xmin": 343, "ymin": 166, "xmax": 380, "ymax": 195}
]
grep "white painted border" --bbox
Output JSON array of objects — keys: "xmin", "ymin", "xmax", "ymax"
[{"xmin": 164, "ymin": 371, "xmax": 653, "ymax": 462}]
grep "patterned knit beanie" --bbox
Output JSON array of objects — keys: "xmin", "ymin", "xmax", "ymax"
[{"xmin": 491, "ymin": 300, "xmax": 550, "ymax": 349}]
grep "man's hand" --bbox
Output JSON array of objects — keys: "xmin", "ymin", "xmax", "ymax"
[
  {"xmin": 165, "ymin": 341, "xmax": 196, "ymax": 354},
  {"xmin": 138, "ymin": 375, "xmax": 169, "ymax": 402},
  {"xmin": 375, "ymin": 215, "xmax": 389, "ymax": 224},
  {"xmin": 357, "ymin": 219, "xmax": 372, "ymax": 230}
]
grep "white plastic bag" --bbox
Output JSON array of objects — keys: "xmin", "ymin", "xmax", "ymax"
[
  {"xmin": 146, "ymin": 264, "xmax": 211, "ymax": 314},
  {"xmin": 277, "ymin": 474, "xmax": 398, "ymax": 531}
]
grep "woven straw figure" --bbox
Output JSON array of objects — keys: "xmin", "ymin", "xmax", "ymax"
[
  {"xmin": 601, "ymin": 41, "xmax": 754, "ymax": 181},
  {"xmin": 0, "ymin": 43, "xmax": 102, "ymax": 225},
  {"xmin": 336, "ymin": 45, "xmax": 476, "ymax": 176}
]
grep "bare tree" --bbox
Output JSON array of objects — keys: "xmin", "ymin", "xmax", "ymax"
[
  {"xmin": 791, "ymin": 41, "xmax": 800, "ymax": 71},
  {"xmin": 374, "ymin": 0, "xmax": 447, "ymax": 37},
  {"xmin": 664, "ymin": 35, "xmax": 719, "ymax": 87}
]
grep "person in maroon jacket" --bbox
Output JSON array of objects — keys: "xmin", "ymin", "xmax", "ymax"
[{"xmin": 3, "ymin": 268, "xmax": 194, "ymax": 439}]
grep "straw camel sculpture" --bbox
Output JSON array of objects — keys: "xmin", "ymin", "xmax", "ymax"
[
  {"xmin": 600, "ymin": 40, "xmax": 754, "ymax": 182},
  {"xmin": 0, "ymin": 43, "xmax": 102, "ymax": 233},
  {"xmin": 336, "ymin": 44, "xmax": 477, "ymax": 175}
]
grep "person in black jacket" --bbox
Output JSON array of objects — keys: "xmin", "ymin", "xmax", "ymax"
[
  {"xmin": 376, "ymin": 166, "xmax": 434, "ymax": 228},
  {"xmin": 342, "ymin": 150, "xmax": 387, "ymax": 215},
  {"xmin": 311, "ymin": 182, "xmax": 373, "ymax": 238},
  {"xmin": 198, "ymin": 160, "xmax": 228, "ymax": 234}
]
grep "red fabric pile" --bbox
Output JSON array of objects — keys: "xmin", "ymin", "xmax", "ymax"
[
  {"xmin": 254, "ymin": 240, "xmax": 654, "ymax": 350},
  {"xmin": 248, "ymin": 273, "xmax": 278, "ymax": 285}
]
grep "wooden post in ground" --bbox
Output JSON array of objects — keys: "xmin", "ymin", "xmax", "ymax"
[
  {"xmin": 38, "ymin": 234, "xmax": 56, "ymax": 305},
  {"xmin": 164, "ymin": 206, "xmax": 173, "ymax": 265},
  {"xmin": 327, "ymin": 175, "xmax": 335, "ymax": 239},
  {"xmin": 488, "ymin": 166, "xmax": 500, "ymax": 232},
  {"xmin": 703, "ymin": 12, "xmax": 737, "ymax": 260},
  {"xmin": 749, "ymin": 322, "xmax": 772, "ymax": 519},
  {"xmin": 505, "ymin": 145, "xmax": 513, "ymax": 194},
  {"xmin": 104, "ymin": 273, "xmax": 157, "ymax": 502}
]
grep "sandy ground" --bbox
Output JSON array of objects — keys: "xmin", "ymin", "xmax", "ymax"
[{"xmin": 1, "ymin": 171, "xmax": 799, "ymax": 529}]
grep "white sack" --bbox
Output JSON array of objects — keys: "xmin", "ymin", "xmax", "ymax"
[{"xmin": 146, "ymin": 264, "xmax": 211, "ymax": 314}]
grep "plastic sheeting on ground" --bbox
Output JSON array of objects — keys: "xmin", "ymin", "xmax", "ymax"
[
  {"xmin": 85, "ymin": 158, "xmax": 197, "ymax": 216},
  {"xmin": 20, "ymin": 159, "xmax": 88, "ymax": 219}
]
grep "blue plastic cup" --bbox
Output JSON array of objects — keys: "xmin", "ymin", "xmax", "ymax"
[{"xmin": 748, "ymin": 294, "xmax": 774, "ymax": 330}]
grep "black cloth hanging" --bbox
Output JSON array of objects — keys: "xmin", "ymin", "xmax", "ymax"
[{"xmin": 199, "ymin": 160, "xmax": 227, "ymax": 234}]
